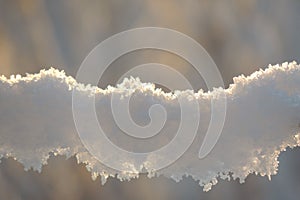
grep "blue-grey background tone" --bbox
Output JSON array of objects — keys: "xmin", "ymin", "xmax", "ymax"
[{"xmin": 0, "ymin": 0, "xmax": 299, "ymax": 199}]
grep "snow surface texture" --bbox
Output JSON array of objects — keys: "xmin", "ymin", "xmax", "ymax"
[{"xmin": 0, "ymin": 62, "xmax": 300, "ymax": 191}]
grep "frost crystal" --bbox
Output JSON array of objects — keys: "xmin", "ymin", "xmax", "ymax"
[{"xmin": 0, "ymin": 62, "xmax": 299, "ymax": 191}]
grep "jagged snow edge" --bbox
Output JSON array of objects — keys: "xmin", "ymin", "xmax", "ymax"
[{"xmin": 0, "ymin": 61, "xmax": 299, "ymax": 191}]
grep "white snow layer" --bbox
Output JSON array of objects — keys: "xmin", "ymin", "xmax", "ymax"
[{"xmin": 0, "ymin": 62, "xmax": 300, "ymax": 191}]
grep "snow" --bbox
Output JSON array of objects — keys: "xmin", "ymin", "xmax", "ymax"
[{"xmin": 0, "ymin": 62, "xmax": 299, "ymax": 191}]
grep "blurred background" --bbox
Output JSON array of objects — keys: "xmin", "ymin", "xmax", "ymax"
[{"xmin": 0, "ymin": 0, "xmax": 300, "ymax": 199}]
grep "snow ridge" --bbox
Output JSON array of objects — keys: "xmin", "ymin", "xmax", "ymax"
[{"xmin": 0, "ymin": 62, "xmax": 299, "ymax": 191}]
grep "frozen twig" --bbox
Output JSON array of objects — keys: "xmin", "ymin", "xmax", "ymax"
[{"xmin": 0, "ymin": 62, "xmax": 299, "ymax": 191}]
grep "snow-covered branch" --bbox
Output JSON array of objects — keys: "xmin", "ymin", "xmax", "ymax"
[{"xmin": 0, "ymin": 62, "xmax": 299, "ymax": 191}]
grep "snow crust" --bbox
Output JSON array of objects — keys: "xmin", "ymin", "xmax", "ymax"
[{"xmin": 0, "ymin": 62, "xmax": 299, "ymax": 191}]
